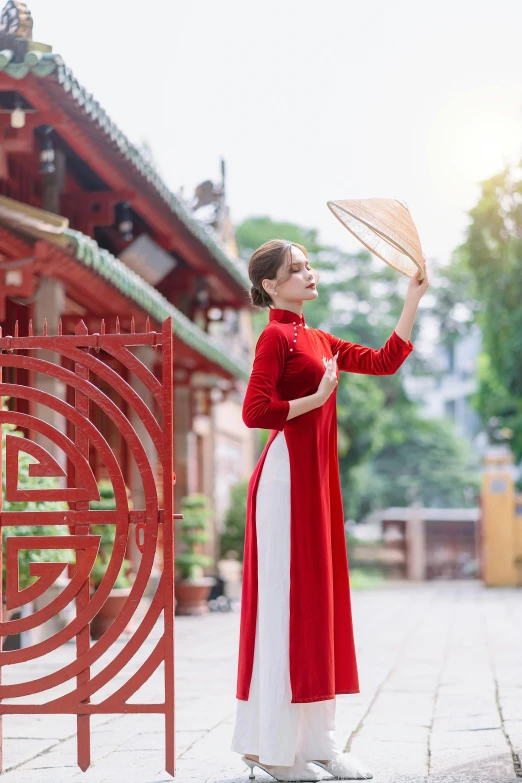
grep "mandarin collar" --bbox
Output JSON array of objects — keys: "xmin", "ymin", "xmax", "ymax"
[{"xmin": 269, "ymin": 308, "xmax": 306, "ymax": 326}]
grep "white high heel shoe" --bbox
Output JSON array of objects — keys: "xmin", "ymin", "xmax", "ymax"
[
  {"xmin": 241, "ymin": 755, "xmax": 321, "ymax": 781},
  {"xmin": 309, "ymin": 752, "xmax": 373, "ymax": 779}
]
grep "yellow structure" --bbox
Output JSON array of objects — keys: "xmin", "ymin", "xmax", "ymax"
[{"xmin": 481, "ymin": 446, "xmax": 522, "ymax": 586}]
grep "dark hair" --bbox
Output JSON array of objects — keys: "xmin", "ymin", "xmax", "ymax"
[{"xmin": 247, "ymin": 239, "xmax": 319, "ymax": 308}]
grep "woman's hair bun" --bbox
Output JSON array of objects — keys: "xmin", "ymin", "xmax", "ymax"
[{"xmin": 249, "ymin": 284, "xmax": 271, "ymax": 308}]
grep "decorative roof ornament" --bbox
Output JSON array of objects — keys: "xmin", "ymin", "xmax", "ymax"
[
  {"xmin": 0, "ymin": 1, "xmax": 51, "ymax": 61},
  {"xmin": 187, "ymin": 158, "xmax": 240, "ymax": 258},
  {"xmin": 0, "ymin": 1, "xmax": 33, "ymax": 39}
]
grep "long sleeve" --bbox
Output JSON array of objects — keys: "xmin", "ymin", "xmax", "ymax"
[
  {"xmin": 317, "ymin": 328, "xmax": 414, "ymax": 375},
  {"xmin": 242, "ymin": 327, "xmax": 290, "ymax": 430}
]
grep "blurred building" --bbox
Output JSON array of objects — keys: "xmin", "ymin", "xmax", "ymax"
[
  {"xmin": 404, "ymin": 322, "xmax": 484, "ymax": 447},
  {"xmin": 0, "ymin": 2, "xmax": 255, "ymax": 570},
  {"xmin": 356, "ymin": 506, "xmax": 480, "ymax": 581}
]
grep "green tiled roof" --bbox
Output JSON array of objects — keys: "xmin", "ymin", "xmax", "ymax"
[
  {"xmin": 0, "ymin": 48, "xmax": 250, "ymax": 292},
  {"xmin": 62, "ymin": 227, "xmax": 249, "ymax": 380}
]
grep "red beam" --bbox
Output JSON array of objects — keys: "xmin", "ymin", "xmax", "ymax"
[
  {"xmin": 61, "ymin": 190, "xmax": 135, "ymax": 237},
  {"xmin": 3, "ymin": 75, "xmax": 245, "ymax": 304},
  {"xmin": 0, "ymin": 133, "xmax": 34, "ymax": 178}
]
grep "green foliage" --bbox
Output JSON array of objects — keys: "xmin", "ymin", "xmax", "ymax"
[
  {"xmin": 236, "ymin": 216, "xmax": 324, "ymax": 256},
  {"xmin": 346, "ymin": 410, "xmax": 480, "ymax": 520},
  {"xmin": 1, "ymin": 408, "xmax": 73, "ymax": 593},
  {"xmin": 219, "ymin": 478, "xmax": 249, "ymax": 560},
  {"xmin": 236, "ymin": 217, "xmax": 326, "ymax": 341},
  {"xmin": 348, "ymin": 568, "xmax": 385, "ymax": 590},
  {"xmin": 458, "ymin": 163, "xmax": 522, "ymax": 457},
  {"xmin": 91, "ymin": 479, "xmax": 120, "ymax": 507},
  {"xmin": 90, "ymin": 559, "xmax": 131, "ymax": 589},
  {"xmin": 174, "ymin": 551, "xmax": 212, "ymax": 571},
  {"xmin": 89, "ymin": 479, "xmax": 132, "ymax": 589},
  {"xmin": 175, "ymin": 493, "xmax": 214, "ymax": 579},
  {"xmin": 472, "ymin": 353, "xmax": 522, "ymax": 458},
  {"xmin": 422, "ymin": 252, "xmax": 479, "ymax": 350}
]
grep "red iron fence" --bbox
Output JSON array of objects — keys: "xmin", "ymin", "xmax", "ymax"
[{"xmin": 0, "ymin": 316, "xmax": 178, "ymax": 775}]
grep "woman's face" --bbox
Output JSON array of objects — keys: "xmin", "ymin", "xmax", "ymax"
[{"xmin": 263, "ymin": 246, "xmax": 318, "ymax": 306}]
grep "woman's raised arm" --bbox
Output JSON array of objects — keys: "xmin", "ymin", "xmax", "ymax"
[
  {"xmin": 317, "ymin": 262, "xmax": 429, "ymax": 375},
  {"xmin": 316, "ymin": 329, "xmax": 414, "ymax": 375}
]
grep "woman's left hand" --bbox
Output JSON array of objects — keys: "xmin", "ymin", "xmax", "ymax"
[{"xmin": 406, "ymin": 254, "xmax": 430, "ymax": 301}]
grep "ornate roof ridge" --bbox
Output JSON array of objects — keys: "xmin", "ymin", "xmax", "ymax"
[{"xmin": 0, "ymin": 48, "xmax": 250, "ymax": 291}]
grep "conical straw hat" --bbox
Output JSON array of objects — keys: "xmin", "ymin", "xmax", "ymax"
[{"xmin": 327, "ymin": 198, "xmax": 425, "ymax": 280}]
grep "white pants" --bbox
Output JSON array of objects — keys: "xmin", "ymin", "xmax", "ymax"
[{"xmin": 230, "ymin": 431, "xmax": 341, "ymax": 766}]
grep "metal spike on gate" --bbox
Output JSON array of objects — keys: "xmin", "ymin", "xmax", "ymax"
[
  {"xmin": 101, "ymin": 318, "xmax": 106, "ymax": 336},
  {"xmin": 14, "ymin": 320, "xmax": 18, "ymax": 338},
  {"xmin": 28, "ymin": 319, "xmax": 33, "ymax": 337},
  {"xmin": 58, "ymin": 318, "xmax": 63, "ymax": 336},
  {"xmin": 115, "ymin": 316, "xmax": 120, "ymax": 334},
  {"xmin": 131, "ymin": 316, "xmax": 135, "ymax": 334},
  {"xmin": 43, "ymin": 318, "xmax": 48, "ymax": 336}
]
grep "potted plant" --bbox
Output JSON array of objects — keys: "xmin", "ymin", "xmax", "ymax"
[
  {"xmin": 175, "ymin": 493, "xmax": 216, "ymax": 616},
  {"xmin": 2, "ymin": 403, "xmax": 74, "ymax": 649},
  {"xmin": 89, "ymin": 479, "xmax": 133, "ymax": 640}
]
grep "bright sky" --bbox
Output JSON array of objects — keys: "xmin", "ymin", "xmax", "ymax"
[{"xmin": 30, "ymin": 0, "xmax": 522, "ymax": 265}]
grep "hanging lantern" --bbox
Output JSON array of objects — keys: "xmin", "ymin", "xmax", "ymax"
[
  {"xmin": 115, "ymin": 201, "xmax": 133, "ymax": 241},
  {"xmin": 0, "ymin": 257, "xmax": 35, "ymax": 321},
  {"xmin": 11, "ymin": 95, "xmax": 25, "ymax": 128},
  {"xmin": 39, "ymin": 126, "xmax": 55, "ymax": 175}
]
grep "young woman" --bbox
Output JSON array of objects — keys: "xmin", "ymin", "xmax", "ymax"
[{"xmin": 231, "ymin": 239, "xmax": 429, "ymax": 781}]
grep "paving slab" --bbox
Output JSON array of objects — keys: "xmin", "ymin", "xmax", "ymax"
[{"xmin": 0, "ymin": 581, "xmax": 520, "ymax": 782}]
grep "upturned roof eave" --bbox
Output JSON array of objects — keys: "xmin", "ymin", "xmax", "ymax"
[{"xmin": 0, "ymin": 48, "xmax": 251, "ymax": 294}]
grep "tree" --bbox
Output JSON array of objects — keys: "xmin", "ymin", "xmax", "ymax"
[
  {"xmin": 457, "ymin": 162, "xmax": 522, "ymax": 458},
  {"xmin": 347, "ymin": 408, "xmax": 481, "ymax": 520},
  {"xmin": 472, "ymin": 353, "xmax": 522, "ymax": 459}
]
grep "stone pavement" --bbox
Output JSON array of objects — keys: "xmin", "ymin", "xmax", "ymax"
[{"xmin": 0, "ymin": 581, "xmax": 521, "ymax": 783}]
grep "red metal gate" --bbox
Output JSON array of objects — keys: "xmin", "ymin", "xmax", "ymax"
[{"xmin": 0, "ymin": 316, "xmax": 178, "ymax": 775}]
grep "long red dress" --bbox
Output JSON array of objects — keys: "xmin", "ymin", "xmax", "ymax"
[{"xmin": 236, "ymin": 307, "xmax": 414, "ymax": 704}]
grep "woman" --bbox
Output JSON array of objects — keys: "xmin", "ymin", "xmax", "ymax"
[{"xmin": 231, "ymin": 239, "xmax": 429, "ymax": 781}]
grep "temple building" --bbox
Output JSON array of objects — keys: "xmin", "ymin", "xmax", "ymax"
[{"xmin": 0, "ymin": 1, "xmax": 255, "ymax": 570}]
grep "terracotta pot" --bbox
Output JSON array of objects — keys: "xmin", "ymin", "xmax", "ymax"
[
  {"xmin": 175, "ymin": 577, "xmax": 216, "ymax": 616},
  {"xmin": 90, "ymin": 586, "xmax": 133, "ymax": 640}
]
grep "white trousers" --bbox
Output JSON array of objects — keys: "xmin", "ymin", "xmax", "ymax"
[{"xmin": 230, "ymin": 431, "xmax": 341, "ymax": 766}]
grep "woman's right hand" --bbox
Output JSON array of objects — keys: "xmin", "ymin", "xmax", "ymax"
[
  {"xmin": 316, "ymin": 353, "xmax": 339, "ymax": 404},
  {"xmin": 286, "ymin": 353, "xmax": 339, "ymax": 421}
]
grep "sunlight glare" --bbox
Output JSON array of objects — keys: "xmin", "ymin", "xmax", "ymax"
[{"xmin": 426, "ymin": 87, "xmax": 522, "ymax": 208}]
